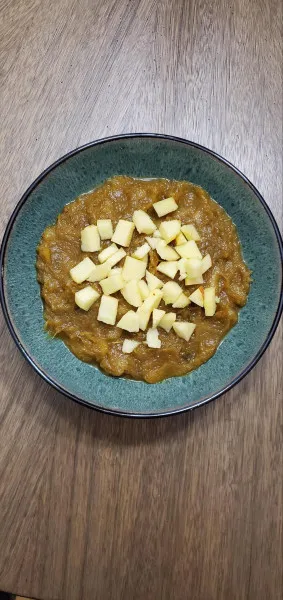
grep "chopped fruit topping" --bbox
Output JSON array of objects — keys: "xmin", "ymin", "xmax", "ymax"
[
  {"xmin": 159, "ymin": 312, "xmax": 176, "ymax": 332},
  {"xmin": 138, "ymin": 279, "xmax": 150, "ymax": 300},
  {"xmin": 122, "ymin": 256, "xmax": 147, "ymax": 281},
  {"xmin": 97, "ymin": 295, "xmax": 118, "ymax": 325},
  {"xmin": 201, "ymin": 254, "xmax": 212, "ymax": 273},
  {"xmin": 175, "ymin": 232, "xmax": 187, "ymax": 246},
  {"xmin": 156, "ymin": 239, "xmax": 179, "ymax": 261},
  {"xmin": 141, "ymin": 289, "xmax": 163, "ymax": 313},
  {"xmin": 97, "ymin": 219, "xmax": 113, "ymax": 240},
  {"xmin": 185, "ymin": 258, "xmax": 203, "ymax": 279},
  {"xmin": 145, "ymin": 236, "xmax": 159, "ymax": 249},
  {"xmin": 98, "ymin": 243, "xmax": 118, "ymax": 263},
  {"xmin": 146, "ymin": 328, "xmax": 161, "ymax": 348},
  {"xmin": 109, "ymin": 267, "xmax": 122, "ymax": 276},
  {"xmin": 189, "ymin": 287, "xmax": 204, "ymax": 307},
  {"xmin": 72, "ymin": 208, "xmax": 219, "ymax": 345},
  {"xmin": 117, "ymin": 310, "xmax": 139, "ymax": 332},
  {"xmin": 173, "ymin": 321, "xmax": 196, "ymax": 341},
  {"xmin": 137, "ymin": 307, "xmax": 151, "ymax": 331},
  {"xmin": 176, "ymin": 240, "xmax": 202, "ymax": 259},
  {"xmin": 100, "ymin": 274, "xmax": 124, "ymax": 295},
  {"xmin": 178, "ymin": 258, "xmax": 187, "ymax": 280},
  {"xmin": 133, "ymin": 210, "xmax": 157, "ymax": 234},
  {"xmin": 122, "ymin": 339, "xmax": 140, "ymax": 353},
  {"xmin": 70, "ymin": 257, "xmax": 95, "ymax": 284},
  {"xmin": 75, "ymin": 286, "xmax": 100, "ymax": 310},
  {"xmin": 162, "ymin": 281, "xmax": 183, "ymax": 305},
  {"xmin": 153, "ymin": 197, "xmax": 178, "ymax": 217},
  {"xmin": 146, "ymin": 270, "xmax": 163, "ymax": 291},
  {"xmin": 105, "ymin": 248, "xmax": 126, "ymax": 267},
  {"xmin": 121, "ymin": 280, "xmax": 143, "ymax": 307},
  {"xmin": 181, "ymin": 224, "xmax": 200, "ymax": 241},
  {"xmin": 159, "ymin": 220, "xmax": 181, "ymax": 243},
  {"xmin": 185, "ymin": 275, "xmax": 204, "ymax": 286},
  {"xmin": 112, "ymin": 219, "xmax": 135, "ymax": 247},
  {"xmin": 132, "ymin": 242, "xmax": 151, "ymax": 259},
  {"xmin": 152, "ymin": 308, "xmax": 166, "ymax": 328},
  {"xmin": 81, "ymin": 225, "xmax": 101, "ymax": 252},
  {"xmin": 204, "ymin": 287, "xmax": 216, "ymax": 316},
  {"xmin": 172, "ymin": 293, "xmax": 190, "ymax": 308},
  {"xmin": 157, "ymin": 261, "xmax": 179, "ymax": 279},
  {"xmin": 87, "ymin": 261, "xmax": 111, "ymax": 282}
]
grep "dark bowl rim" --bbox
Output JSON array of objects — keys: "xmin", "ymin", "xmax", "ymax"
[{"xmin": 0, "ymin": 133, "xmax": 282, "ymax": 418}]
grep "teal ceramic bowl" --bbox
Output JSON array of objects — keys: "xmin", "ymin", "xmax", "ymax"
[{"xmin": 1, "ymin": 134, "xmax": 282, "ymax": 417}]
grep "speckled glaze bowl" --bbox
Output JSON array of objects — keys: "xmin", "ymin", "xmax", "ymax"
[{"xmin": 1, "ymin": 134, "xmax": 282, "ymax": 417}]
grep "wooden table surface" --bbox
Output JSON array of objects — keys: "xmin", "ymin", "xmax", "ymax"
[{"xmin": 0, "ymin": 1, "xmax": 282, "ymax": 599}]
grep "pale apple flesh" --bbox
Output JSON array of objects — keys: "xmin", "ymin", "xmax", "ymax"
[{"xmin": 68, "ymin": 191, "xmax": 223, "ymax": 360}]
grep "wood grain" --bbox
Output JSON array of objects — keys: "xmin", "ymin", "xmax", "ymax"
[{"xmin": 0, "ymin": 0, "xmax": 282, "ymax": 599}]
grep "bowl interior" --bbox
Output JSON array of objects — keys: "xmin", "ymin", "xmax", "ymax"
[{"xmin": 2, "ymin": 136, "xmax": 282, "ymax": 415}]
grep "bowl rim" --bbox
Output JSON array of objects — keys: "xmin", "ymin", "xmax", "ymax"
[{"xmin": 0, "ymin": 133, "xmax": 282, "ymax": 418}]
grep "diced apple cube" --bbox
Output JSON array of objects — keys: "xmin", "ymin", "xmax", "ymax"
[
  {"xmin": 132, "ymin": 242, "xmax": 150, "ymax": 260},
  {"xmin": 122, "ymin": 339, "xmax": 140, "ymax": 354},
  {"xmin": 100, "ymin": 274, "xmax": 124, "ymax": 295},
  {"xmin": 117, "ymin": 310, "xmax": 139, "ymax": 332},
  {"xmin": 152, "ymin": 308, "xmax": 166, "ymax": 328},
  {"xmin": 81, "ymin": 225, "xmax": 101, "ymax": 252},
  {"xmin": 162, "ymin": 281, "xmax": 183, "ymax": 305},
  {"xmin": 175, "ymin": 232, "xmax": 187, "ymax": 246},
  {"xmin": 146, "ymin": 270, "xmax": 163, "ymax": 291},
  {"xmin": 105, "ymin": 248, "xmax": 126, "ymax": 268},
  {"xmin": 178, "ymin": 258, "xmax": 187, "ymax": 278},
  {"xmin": 201, "ymin": 254, "xmax": 212, "ymax": 274},
  {"xmin": 176, "ymin": 240, "xmax": 202, "ymax": 259},
  {"xmin": 70, "ymin": 257, "xmax": 95, "ymax": 284},
  {"xmin": 98, "ymin": 243, "xmax": 118, "ymax": 263},
  {"xmin": 87, "ymin": 261, "xmax": 111, "ymax": 282},
  {"xmin": 189, "ymin": 287, "xmax": 204, "ymax": 307},
  {"xmin": 153, "ymin": 230, "xmax": 161, "ymax": 238},
  {"xmin": 157, "ymin": 261, "xmax": 179, "ymax": 279},
  {"xmin": 185, "ymin": 258, "xmax": 203, "ymax": 279},
  {"xmin": 141, "ymin": 289, "xmax": 163, "ymax": 313},
  {"xmin": 172, "ymin": 293, "xmax": 191, "ymax": 308},
  {"xmin": 204, "ymin": 287, "xmax": 216, "ymax": 316},
  {"xmin": 145, "ymin": 236, "xmax": 159, "ymax": 250},
  {"xmin": 156, "ymin": 240, "xmax": 179, "ymax": 261},
  {"xmin": 159, "ymin": 220, "xmax": 181, "ymax": 243},
  {"xmin": 138, "ymin": 280, "xmax": 150, "ymax": 300},
  {"xmin": 97, "ymin": 219, "xmax": 113, "ymax": 240},
  {"xmin": 159, "ymin": 312, "xmax": 176, "ymax": 332},
  {"xmin": 146, "ymin": 328, "xmax": 161, "ymax": 349},
  {"xmin": 75, "ymin": 286, "xmax": 100, "ymax": 311},
  {"xmin": 122, "ymin": 256, "xmax": 147, "ymax": 281},
  {"xmin": 181, "ymin": 224, "xmax": 201, "ymax": 241},
  {"xmin": 121, "ymin": 280, "xmax": 143, "ymax": 307},
  {"xmin": 132, "ymin": 210, "xmax": 156, "ymax": 234},
  {"xmin": 109, "ymin": 267, "xmax": 122, "ymax": 276},
  {"xmin": 137, "ymin": 307, "xmax": 151, "ymax": 331},
  {"xmin": 153, "ymin": 197, "xmax": 178, "ymax": 217},
  {"xmin": 173, "ymin": 321, "xmax": 196, "ymax": 341},
  {"xmin": 111, "ymin": 219, "xmax": 135, "ymax": 247},
  {"xmin": 97, "ymin": 295, "xmax": 118, "ymax": 325},
  {"xmin": 185, "ymin": 275, "xmax": 204, "ymax": 286}
]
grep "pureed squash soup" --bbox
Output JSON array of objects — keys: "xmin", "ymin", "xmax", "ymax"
[{"xmin": 36, "ymin": 176, "xmax": 251, "ymax": 383}]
